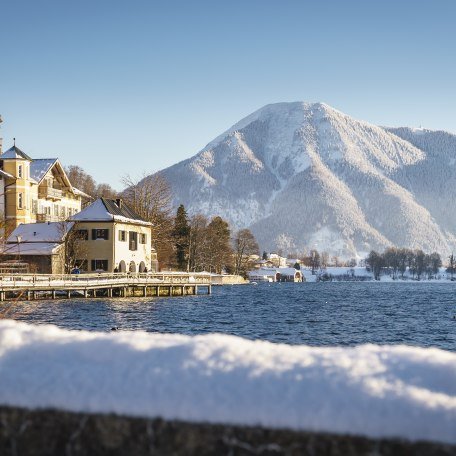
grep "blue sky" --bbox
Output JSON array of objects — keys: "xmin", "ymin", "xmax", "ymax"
[{"xmin": 1, "ymin": 0, "xmax": 455, "ymax": 189}]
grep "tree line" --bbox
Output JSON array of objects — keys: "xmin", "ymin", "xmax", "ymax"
[
  {"xmin": 366, "ymin": 248, "xmax": 443, "ymax": 280},
  {"xmin": 172, "ymin": 205, "xmax": 259, "ymax": 275},
  {"xmin": 65, "ymin": 166, "xmax": 260, "ymax": 274}
]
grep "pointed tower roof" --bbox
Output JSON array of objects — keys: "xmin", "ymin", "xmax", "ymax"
[{"xmin": 1, "ymin": 145, "xmax": 32, "ymax": 161}]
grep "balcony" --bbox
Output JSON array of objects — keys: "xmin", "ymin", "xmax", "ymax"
[
  {"xmin": 38, "ymin": 187, "xmax": 63, "ymax": 201},
  {"xmin": 36, "ymin": 213, "xmax": 53, "ymax": 223}
]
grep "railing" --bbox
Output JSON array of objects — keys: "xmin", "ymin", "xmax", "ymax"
[
  {"xmin": 0, "ymin": 272, "xmax": 213, "ymax": 289},
  {"xmin": 36, "ymin": 213, "xmax": 53, "ymax": 223},
  {"xmin": 38, "ymin": 187, "xmax": 63, "ymax": 200}
]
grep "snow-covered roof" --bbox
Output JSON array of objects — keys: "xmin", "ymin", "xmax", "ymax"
[
  {"xmin": 0, "ymin": 320, "xmax": 454, "ymax": 444},
  {"xmin": 30, "ymin": 158, "xmax": 57, "ymax": 183},
  {"xmin": 72, "ymin": 187, "xmax": 92, "ymax": 199},
  {"xmin": 0, "ymin": 242, "xmax": 61, "ymax": 255},
  {"xmin": 249, "ymin": 267, "xmax": 301, "ymax": 277},
  {"xmin": 6, "ymin": 222, "xmax": 73, "ymax": 243},
  {"xmin": 71, "ymin": 198, "xmax": 151, "ymax": 226},
  {"xmin": 0, "ymin": 169, "xmax": 14, "ymax": 179},
  {"xmin": 0, "ymin": 145, "xmax": 32, "ymax": 161}
]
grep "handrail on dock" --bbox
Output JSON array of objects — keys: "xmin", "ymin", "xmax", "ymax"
[{"xmin": 0, "ymin": 272, "xmax": 212, "ymax": 289}]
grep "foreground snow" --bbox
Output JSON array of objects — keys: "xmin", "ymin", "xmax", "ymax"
[{"xmin": 0, "ymin": 320, "xmax": 455, "ymax": 444}]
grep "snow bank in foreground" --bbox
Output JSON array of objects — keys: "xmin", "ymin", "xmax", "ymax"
[{"xmin": 0, "ymin": 321, "xmax": 454, "ymax": 444}]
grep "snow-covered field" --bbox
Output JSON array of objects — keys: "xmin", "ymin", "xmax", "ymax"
[
  {"xmin": 301, "ymin": 267, "xmax": 454, "ymax": 282},
  {"xmin": 0, "ymin": 320, "xmax": 454, "ymax": 444}
]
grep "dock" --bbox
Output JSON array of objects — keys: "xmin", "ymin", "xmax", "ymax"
[{"xmin": 0, "ymin": 272, "xmax": 212, "ymax": 301}]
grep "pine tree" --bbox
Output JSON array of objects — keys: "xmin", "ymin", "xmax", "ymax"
[
  {"xmin": 205, "ymin": 216, "xmax": 233, "ymax": 274},
  {"xmin": 173, "ymin": 204, "xmax": 190, "ymax": 271}
]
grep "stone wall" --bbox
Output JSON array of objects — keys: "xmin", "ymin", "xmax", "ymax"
[{"xmin": 0, "ymin": 406, "xmax": 454, "ymax": 456}]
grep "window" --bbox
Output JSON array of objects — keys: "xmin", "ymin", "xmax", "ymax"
[
  {"xmin": 54, "ymin": 205, "xmax": 59, "ymax": 216},
  {"xmin": 18, "ymin": 165, "xmax": 23, "ymax": 178},
  {"xmin": 76, "ymin": 230, "xmax": 89, "ymax": 240},
  {"xmin": 118, "ymin": 230, "xmax": 127, "ymax": 242},
  {"xmin": 92, "ymin": 229, "xmax": 109, "ymax": 240},
  {"xmin": 45, "ymin": 206, "xmax": 51, "ymax": 215},
  {"xmin": 75, "ymin": 260, "xmax": 88, "ymax": 271},
  {"xmin": 91, "ymin": 259, "xmax": 108, "ymax": 271},
  {"xmin": 18, "ymin": 193, "xmax": 23, "ymax": 209},
  {"xmin": 32, "ymin": 200, "xmax": 38, "ymax": 214},
  {"xmin": 61, "ymin": 206, "xmax": 66, "ymax": 218},
  {"xmin": 129, "ymin": 231, "xmax": 138, "ymax": 251},
  {"xmin": 140, "ymin": 233, "xmax": 147, "ymax": 244}
]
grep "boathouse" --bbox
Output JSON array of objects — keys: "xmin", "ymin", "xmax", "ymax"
[
  {"xmin": 248, "ymin": 267, "xmax": 304, "ymax": 283},
  {"xmin": 0, "ymin": 221, "xmax": 73, "ymax": 274}
]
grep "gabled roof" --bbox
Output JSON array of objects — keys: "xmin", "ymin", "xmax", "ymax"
[
  {"xmin": 72, "ymin": 187, "xmax": 92, "ymax": 199},
  {"xmin": 71, "ymin": 198, "xmax": 151, "ymax": 226},
  {"xmin": 30, "ymin": 158, "xmax": 58, "ymax": 183},
  {"xmin": 1, "ymin": 145, "xmax": 32, "ymax": 161}
]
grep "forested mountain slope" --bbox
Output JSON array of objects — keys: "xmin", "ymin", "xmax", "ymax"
[{"xmin": 155, "ymin": 102, "xmax": 455, "ymax": 257}]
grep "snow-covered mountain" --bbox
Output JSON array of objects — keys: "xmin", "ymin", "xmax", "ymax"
[{"xmin": 156, "ymin": 102, "xmax": 456, "ymax": 258}]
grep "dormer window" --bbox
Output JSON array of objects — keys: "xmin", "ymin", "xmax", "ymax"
[{"xmin": 18, "ymin": 165, "xmax": 23, "ymax": 178}]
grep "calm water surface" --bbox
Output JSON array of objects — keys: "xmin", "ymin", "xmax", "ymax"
[{"xmin": 3, "ymin": 282, "xmax": 456, "ymax": 350}]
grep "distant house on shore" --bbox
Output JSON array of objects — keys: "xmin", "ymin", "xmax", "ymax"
[
  {"xmin": 248, "ymin": 267, "xmax": 304, "ymax": 283},
  {"xmin": 252, "ymin": 252, "xmax": 288, "ymax": 269}
]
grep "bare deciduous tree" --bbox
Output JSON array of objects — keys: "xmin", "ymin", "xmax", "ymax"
[
  {"xmin": 65, "ymin": 165, "xmax": 117, "ymax": 199},
  {"xmin": 233, "ymin": 229, "xmax": 259, "ymax": 276},
  {"xmin": 121, "ymin": 172, "xmax": 174, "ymax": 269},
  {"xmin": 57, "ymin": 221, "xmax": 89, "ymax": 273}
]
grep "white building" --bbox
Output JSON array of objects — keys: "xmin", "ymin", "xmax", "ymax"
[
  {"xmin": 248, "ymin": 267, "xmax": 304, "ymax": 283},
  {"xmin": 70, "ymin": 198, "xmax": 153, "ymax": 273}
]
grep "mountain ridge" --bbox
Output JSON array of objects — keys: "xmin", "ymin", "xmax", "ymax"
[{"xmin": 154, "ymin": 102, "xmax": 456, "ymax": 258}]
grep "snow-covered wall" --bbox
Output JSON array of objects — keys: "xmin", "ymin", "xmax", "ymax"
[{"xmin": 0, "ymin": 320, "xmax": 454, "ymax": 444}]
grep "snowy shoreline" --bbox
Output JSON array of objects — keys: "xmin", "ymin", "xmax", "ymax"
[{"xmin": 0, "ymin": 320, "xmax": 455, "ymax": 444}]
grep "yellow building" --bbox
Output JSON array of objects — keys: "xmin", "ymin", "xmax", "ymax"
[
  {"xmin": 1, "ymin": 198, "xmax": 154, "ymax": 274},
  {"xmin": 0, "ymin": 144, "xmax": 85, "ymax": 234}
]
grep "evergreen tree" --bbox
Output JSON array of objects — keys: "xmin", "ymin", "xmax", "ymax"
[
  {"xmin": 173, "ymin": 204, "xmax": 190, "ymax": 271},
  {"xmin": 205, "ymin": 216, "xmax": 233, "ymax": 274},
  {"xmin": 448, "ymin": 253, "xmax": 456, "ymax": 280}
]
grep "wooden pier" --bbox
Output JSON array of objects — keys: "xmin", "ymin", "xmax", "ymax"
[{"xmin": 0, "ymin": 272, "xmax": 212, "ymax": 302}]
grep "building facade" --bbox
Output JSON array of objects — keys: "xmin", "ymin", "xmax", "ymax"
[
  {"xmin": 0, "ymin": 144, "xmax": 85, "ymax": 234},
  {"xmin": 71, "ymin": 198, "xmax": 153, "ymax": 273},
  {"xmin": 1, "ymin": 199, "xmax": 154, "ymax": 274}
]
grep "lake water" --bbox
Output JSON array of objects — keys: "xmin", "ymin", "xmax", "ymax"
[{"xmin": 3, "ymin": 282, "xmax": 456, "ymax": 351}]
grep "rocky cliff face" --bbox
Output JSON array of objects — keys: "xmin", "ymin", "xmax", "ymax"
[{"xmin": 157, "ymin": 102, "xmax": 456, "ymax": 257}]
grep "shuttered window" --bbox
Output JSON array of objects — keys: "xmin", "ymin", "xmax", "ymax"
[
  {"xmin": 129, "ymin": 231, "xmax": 138, "ymax": 251},
  {"xmin": 91, "ymin": 259, "xmax": 108, "ymax": 271},
  {"xmin": 92, "ymin": 229, "xmax": 109, "ymax": 240}
]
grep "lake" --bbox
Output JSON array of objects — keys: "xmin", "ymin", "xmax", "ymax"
[{"xmin": 3, "ymin": 282, "xmax": 455, "ymax": 351}]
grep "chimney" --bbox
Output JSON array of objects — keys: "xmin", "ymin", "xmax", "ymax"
[{"xmin": 116, "ymin": 198, "xmax": 123, "ymax": 209}]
